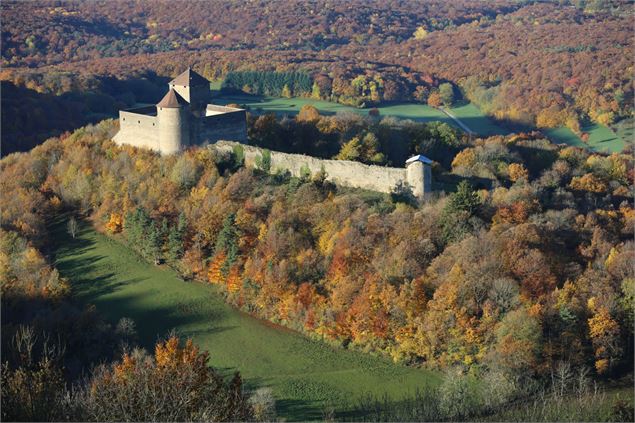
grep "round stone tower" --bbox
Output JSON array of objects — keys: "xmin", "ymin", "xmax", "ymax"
[
  {"xmin": 406, "ymin": 155, "xmax": 433, "ymax": 200},
  {"xmin": 157, "ymin": 89, "xmax": 189, "ymax": 154}
]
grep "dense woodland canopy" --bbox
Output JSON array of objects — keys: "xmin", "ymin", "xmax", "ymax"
[
  {"xmin": 1, "ymin": 1, "xmax": 634, "ymax": 420},
  {"xmin": 1, "ymin": 0, "xmax": 632, "ymax": 138},
  {"xmin": 1, "ymin": 0, "xmax": 518, "ymax": 65},
  {"xmin": 2, "ymin": 116, "xmax": 633, "ymax": 383}
]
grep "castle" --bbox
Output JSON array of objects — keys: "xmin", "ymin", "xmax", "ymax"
[
  {"xmin": 113, "ymin": 68, "xmax": 432, "ymax": 200},
  {"xmin": 113, "ymin": 68, "xmax": 247, "ymax": 154}
]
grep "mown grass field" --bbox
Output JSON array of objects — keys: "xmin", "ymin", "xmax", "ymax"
[
  {"xmin": 52, "ymin": 219, "xmax": 440, "ymax": 421},
  {"xmin": 211, "ymin": 83, "xmax": 626, "ymax": 152},
  {"xmin": 546, "ymin": 124, "xmax": 625, "ymax": 153},
  {"xmin": 613, "ymin": 118, "xmax": 633, "ymax": 148},
  {"xmin": 447, "ymin": 103, "xmax": 508, "ymax": 137},
  {"xmin": 212, "ymin": 93, "xmax": 509, "ymax": 135}
]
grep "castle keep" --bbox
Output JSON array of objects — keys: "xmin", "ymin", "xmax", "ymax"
[
  {"xmin": 113, "ymin": 67, "xmax": 432, "ymax": 199},
  {"xmin": 113, "ymin": 68, "xmax": 247, "ymax": 154}
]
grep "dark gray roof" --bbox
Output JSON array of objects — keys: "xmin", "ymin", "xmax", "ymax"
[
  {"xmin": 169, "ymin": 67, "xmax": 209, "ymax": 87},
  {"xmin": 157, "ymin": 89, "xmax": 187, "ymax": 108}
]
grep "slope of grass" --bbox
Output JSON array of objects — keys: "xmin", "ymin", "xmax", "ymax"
[
  {"xmin": 212, "ymin": 94, "xmax": 511, "ymax": 135},
  {"xmin": 213, "ymin": 91, "xmax": 627, "ymax": 152},
  {"xmin": 613, "ymin": 118, "xmax": 634, "ymax": 148},
  {"xmin": 447, "ymin": 103, "xmax": 508, "ymax": 137},
  {"xmin": 52, "ymin": 219, "xmax": 440, "ymax": 421},
  {"xmin": 545, "ymin": 124, "xmax": 624, "ymax": 153}
]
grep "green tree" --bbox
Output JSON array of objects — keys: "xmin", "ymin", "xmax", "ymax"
[
  {"xmin": 360, "ymin": 132, "xmax": 385, "ymax": 164},
  {"xmin": 160, "ymin": 217, "xmax": 169, "ymax": 240},
  {"xmin": 447, "ymin": 180, "xmax": 481, "ymax": 215},
  {"xmin": 438, "ymin": 83, "xmax": 455, "ymax": 107},
  {"xmin": 167, "ymin": 213, "xmax": 187, "ymax": 262},
  {"xmin": 335, "ymin": 132, "xmax": 385, "ymax": 164},
  {"xmin": 124, "ymin": 207, "xmax": 151, "ymax": 253},
  {"xmin": 440, "ymin": 181, "xmax": 482, "ymax": 244},
  {"xmin": 146, "ymin": 222, "xmax": 162, "ymax": 264},
  {"xmin": 255, "ymin": 149, "xmax": 272, "ymax": 172},
  {"xmin": 231, "ymin": 144, "xmax": 245, "ymax": 169},
  {"xmin": 215, "ymin": 214, "xmax": 240, "ymax": 275}
]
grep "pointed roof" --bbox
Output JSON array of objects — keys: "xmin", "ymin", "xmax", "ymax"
[
  {"xmin": 169, "ymin": 67, "xmax": 209, "ymax": 87},
  {"xmin": 157, "ymin": 89, "xmax": 187, "ymax": 108},
  {"xmin": 406, "ymin": 155, "xmax": 433, "ymax": 165}
]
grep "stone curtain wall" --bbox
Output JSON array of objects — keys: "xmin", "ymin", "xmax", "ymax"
[
  {"xmin": 199, "ymin": 111, "xmax": 248, "ymax": 145},
  {"xmin": 213, "ymin": 141, "xmax": 408, "ymax": 195},
  {"xmin": 113, "ymin": 111, "xmax": 158, "ymax": 150}
]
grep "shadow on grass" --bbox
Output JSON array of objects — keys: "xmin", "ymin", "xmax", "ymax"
[
  {"xmin": 48, "ymin": 215, "xmax": 371, "ymax": 422},
  {"xmin": 275, "ymin": 399, "xmax": 326, "ymax": 421},
  {"xmin": 596, "ymin": 137, "xmax": 618, "ymax": 145},
  {"xmin": 49, "ymin": 216, "xmax": 233, "ymax": 348}
]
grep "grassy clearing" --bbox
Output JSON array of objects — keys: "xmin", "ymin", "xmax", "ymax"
[
  {"xmin": 447, "ymin": 103, "xmax": 508, "ymax": 137},
  {"xmin": 545, "ymin": 123, "xmax": 625, "ymax": 153},
  {"xmin": 212, "ymin": 94, "xmax": 511, "ymax": 135},
  {"xmin": 212, "ymin": 90, "xmax": 627, "ymax": 152},
  {"xmin": 613, "ymin": 118, "xmax": 634, "ymax": 148},
  {"xmin": 52, "ymin": 219, "xmax": 440, "ymax": 421}
]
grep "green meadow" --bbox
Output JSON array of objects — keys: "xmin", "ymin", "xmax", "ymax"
[
  {"xmin": 613, "ymin": 118, "xmax": 633, "ymax": 149},
  {"xmin": 52, "ymin": 219, "xmax": 440, "ymax": 421},
  {"xmin": 446, "ymin": 103, "xmax": 508, "ymax": 137},
  {"xmin": 210, "ymin": 82, "xmax": 625, "ymax": 152},
  {"xmin": 212, "ymin": 92, "xmax": 506, "ymax": 135},
  {"xmin": 546, "ymin": 123, "xmax": 625, "ymax": 153}
]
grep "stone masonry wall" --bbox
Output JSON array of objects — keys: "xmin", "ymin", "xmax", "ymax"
[
  {"xmin": 113, "ymin": 111, "xmax": 158, "ymax": 150},
  {"xmin": 213, "ymin": 141, "xmax": 408, "ymax": 194},
  {"xmin": 199, "ymin": 112, "xmax": 248, "ymax": 145}
]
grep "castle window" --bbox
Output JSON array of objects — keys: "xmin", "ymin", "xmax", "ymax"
[
  {"xmin": 152, "ymin": 123, "xmax": 155, "ymax": 126},
  {"xmin": 123, "ymin": 118, "xmax": 125, "ymax": 121},
  {"xmin": 138, "ymin": 120, "xmax": 140, "ymax": 124}
]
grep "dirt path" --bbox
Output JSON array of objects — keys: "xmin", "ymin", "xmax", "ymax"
[{"xmin": 440, "ymin": 107, "xmax": 475, "ymax": 135}]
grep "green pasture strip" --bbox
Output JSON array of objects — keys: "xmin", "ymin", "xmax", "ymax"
[
  {"xmin": 51, "ymin": 219, "xmax": 439, "ymax": 421},
  {"xmin": 545, "ymin": 124, "xmax": 624, "ymax": 153},
  {"xmin": 212, "ymin": 90, "xmax": 625, "ymax": 152}
]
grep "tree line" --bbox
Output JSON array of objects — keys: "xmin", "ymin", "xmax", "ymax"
[{"xmin": 222, "ymin": 71, "xmax": 312, "ymax": 97}]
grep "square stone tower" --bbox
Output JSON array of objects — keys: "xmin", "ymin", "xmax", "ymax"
[{"xmin": 168, "ymin": 67, "xmax": 211, "ymax": 114}]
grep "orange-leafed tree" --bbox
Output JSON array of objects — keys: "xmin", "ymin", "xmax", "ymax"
[
  {"xmin": 87, "ymin": 336, "xmax": 253, "ymax": 421},
  {"xmin": 225, "ymin": 264, "xmax": 242, "ymax": 293},
  {"xmin": 207, "ymin": 252, "xmax": 227, "ymax": 285},
  {"xmin": 427, "ymin": 91, "xmax": 443, "ymax": 108},
  {"xmin": 106, "ymin": 213, "xmax": 123, "ymax": 233},
  {"xmin": 587, "ymin": 298, "xmax": 622, "ymax": 375},
  {"xmin": 508, "ymin": 163, "xmax": 529, "ymax": 182}
]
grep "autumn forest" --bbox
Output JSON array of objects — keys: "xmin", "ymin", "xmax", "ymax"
[{"xmin": 1, "ymin": 1, "xmax": 634, "ymax": 422}]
